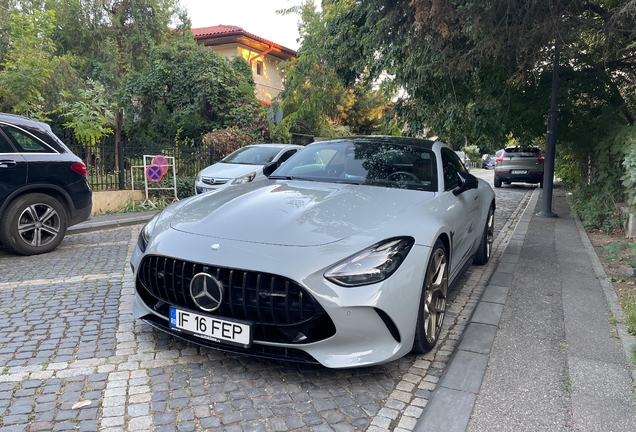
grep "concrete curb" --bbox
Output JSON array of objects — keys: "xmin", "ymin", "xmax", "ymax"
[{"xmin": 67, "ymin": 211, "xmax": 159, "ymax": 235}]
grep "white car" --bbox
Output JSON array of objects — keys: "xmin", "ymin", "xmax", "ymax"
[
  {"xmin": 194, "ymin": 144, "xmax": 302, "ymax": 194},
  {"xmin": 131, "ymin": 137, "xmax": 495, "ymax": 368}
]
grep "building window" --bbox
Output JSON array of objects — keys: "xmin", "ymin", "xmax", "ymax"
[{"xmin": 256, "ymin": 60, "xmax": 263, "ymax": 75}]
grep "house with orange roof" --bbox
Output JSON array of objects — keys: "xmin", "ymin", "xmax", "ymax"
[{"xmin": 192, "ymin": 25, "xmax": 297, "ymax": 105}]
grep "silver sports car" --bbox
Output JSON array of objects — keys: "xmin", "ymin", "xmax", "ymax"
[{"xmin": 130, "ymin": 136, "xmax": 495, "ymax": 368}]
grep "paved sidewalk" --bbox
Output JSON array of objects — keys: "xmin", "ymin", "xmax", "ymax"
[{"xmin": 415, "ymin": 187, "xmax": 636, "ymax": 431}]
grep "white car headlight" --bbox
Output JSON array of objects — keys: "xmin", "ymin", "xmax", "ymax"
[
  {"xmin": 232, "ymin": 172, "xmax": 257, "ymax": 185},
  {"xmin": 137, "ymin": 213, "xmax": 161, "ymax": 253},
  {"xmin": 195, "ymin": 172, "xmax": 202, "ymax": 183},
  {"xmin": 325, "ymin": 237, "xmax": 415, "ymax": 287}
]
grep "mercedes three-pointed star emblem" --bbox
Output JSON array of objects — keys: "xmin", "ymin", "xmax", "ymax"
[{"xmin": 189, "ymin": 272, "xmax": 224, "ymax": 312}]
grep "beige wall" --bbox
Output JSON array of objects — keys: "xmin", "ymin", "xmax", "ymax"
[
  {"xmin": 92, "ymin": 190, "xmax": 145, "ymax": 215},
  {"xmin": 208, "ymin": 44, "xmax": 285, "ymax": 102}
]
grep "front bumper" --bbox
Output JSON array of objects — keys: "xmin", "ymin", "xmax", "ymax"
[
  {"xmin": 495, "ymin": 170, "xmax": 543, "ymax": 184},
  {"xmin": 130, "ymin": 231, "xmax": 430, "ymax": 368}
]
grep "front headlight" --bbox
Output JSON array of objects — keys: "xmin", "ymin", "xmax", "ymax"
[
  {"xmin": 137, "ymin": 213, "xmax": 161, "ymax": 253},
  {"xmin": 232, "ymin": 172, "xmax": 256, "ymax": 185},
  {"xmin": 324, "ymin": 237, "xmax": 415, "ymax": 287}
]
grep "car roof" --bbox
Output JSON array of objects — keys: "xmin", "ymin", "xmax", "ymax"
[
  {"xmin": 246, "ymin": 143, "xmax": 303, "ymax": 149},
  {"xmin": 0, "ymin": 112, "xmax": 50, "ymax": 132},
  {"xmin": 310, "ymin": 136, "xmax": 437, "ymax": 150}
]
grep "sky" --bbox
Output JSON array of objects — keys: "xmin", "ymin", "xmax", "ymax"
[{"xmin": 179, "ymin": 0, "xmax": 304, "ymax": 51}]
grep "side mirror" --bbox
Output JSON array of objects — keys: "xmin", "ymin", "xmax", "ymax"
[
  {"xmin": 263, "ymin": 160, "xmax": 279, "ymax": 177},
  {"xmin": 453, "ymin": 172, "xmax": 479, "ymax": 196}
]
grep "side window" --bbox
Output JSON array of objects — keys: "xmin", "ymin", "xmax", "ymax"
[
  {"xmin": 278, "ymin": 149, "xmax": 297, "ymax": 164},
  {"xmin": 2, "ymin": 126, "xmax": 54, "ymax": 153},
  {"xmin": 441, "ymin": 148, "xmax": 466, "ymax": 191},
  {"xmin": 0, "ymin": 132, "xmax": 15, "ymax": 153}
]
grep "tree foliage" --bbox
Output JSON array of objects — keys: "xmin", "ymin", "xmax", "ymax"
[
  {"xmin": 275, "ymin": 0, "xmax": 388, "ymax": 138},
  {"xmin": 122, "ymin": 35, "xmax": 269, "ymax": 146},
  {"xmin": 0, "ymin": 10, "xmax": 56, "ymax": 118},
  {"xmin": 59, "ymin": 79, "xmax": 116, "ymax": 145},
  {"xmin": 293, "ymin": 0, "xmax": 636, "ymax": 227},
  {"xmin": 0, "ymin": 0, "xmax": 270, "ymax": 152}
]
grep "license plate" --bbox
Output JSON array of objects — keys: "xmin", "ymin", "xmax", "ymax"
[
  {"xmin": 170, "ymin": 307, "xmax": 251, "ymax": 348},
  {"xmin": 510, "ymin": 170, "xmax": 528, "ymax": 174}
]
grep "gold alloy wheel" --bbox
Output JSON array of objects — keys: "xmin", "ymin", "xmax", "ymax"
[{"xmin": 424, "ymin": 246, "xmax": 448, "ymax": 343}]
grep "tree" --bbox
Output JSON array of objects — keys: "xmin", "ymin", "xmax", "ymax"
[
  {"xmin": 122, "ymin": 35, "xmax": 269, "ymax": 147},
  {"xmin": 0, "ymin": 10, "xmax": 56, "ymax": 118},
  {"xmin": 275, "ymin": 0, "xmax": 389, "ymax": 138},
  {"xmin": 294, "ymin": 0, "xmax": 636, "ymax": 227},
  {"xmin": 59, "ymin": 79, "xmax": 116, "ymax": 145}
]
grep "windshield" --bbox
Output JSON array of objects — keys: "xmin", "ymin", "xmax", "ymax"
[
  {"xmin": 504, "ymin": 147, "xmax": 540, "ymax": 158},
  {"xmin": 221, "ymin": 146, "xmax": 282, "ymax": 165},
  {"xmin": 270, "ymin": 140, "xmax": 438, "ymax": 192}
]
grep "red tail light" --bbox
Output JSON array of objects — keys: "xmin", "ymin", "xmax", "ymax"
[
  {"xmin": 538, "ymin": 151, "xmax": 545, "ymax": 163},
  {"xmin": 71, "ymin": 162, "xmax": 87, "ymax": 177}
]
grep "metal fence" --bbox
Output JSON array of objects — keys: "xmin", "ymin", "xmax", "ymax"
[
  {"xmin": 65, "ymin": 138, "xmax": 212, "ymax": 192},
  {"xmin": 61, "ymin": 131, "xmax": 314, "ymax": 192}
]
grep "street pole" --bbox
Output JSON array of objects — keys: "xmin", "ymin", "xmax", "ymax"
[{"xmin": 537, "ymin": 44, "xmax": 560, "ymax": 218}]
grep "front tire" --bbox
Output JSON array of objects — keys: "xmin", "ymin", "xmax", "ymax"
[
  {"xmin": 0, "ymin": 193, "xmax": 68, "ymax": 255},
  {"xmin": 474, "ymin": 205, "xmax": 495, "ymax": 265},
  {"xmin": 412, "ymin": 239, "xmax": 448, "ymax": 354}
]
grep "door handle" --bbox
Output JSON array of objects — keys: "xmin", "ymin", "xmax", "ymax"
[{"xmin": 0, "ymin": 159, "xmax": 17, "ymax": 168}]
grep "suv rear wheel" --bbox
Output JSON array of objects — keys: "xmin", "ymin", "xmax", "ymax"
[
  {"xmin": 494, "ymin": 176, "xmax": 502, "ymax": 188},
  {"xmin": 0, "ymin": 193, "xmax": 68, "ymax": 255}
]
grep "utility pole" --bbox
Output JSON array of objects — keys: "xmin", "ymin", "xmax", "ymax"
[{"xmin": 537, "ymin": 45, "xmax": 560, "ymax": 218}]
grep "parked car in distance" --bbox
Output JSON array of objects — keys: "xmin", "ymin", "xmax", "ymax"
[
  {"xmin": 455, "ymin": 151, "xmax": 472, "ymax": 169},
  {"xmin": 131, "ymin": 136, "xmax": 496, "ymax": 368},
  {"xmin": 482, "ymin": 156, "xmax": 496, "ymax": 169},
  {"xmin": 0, "ymin": 113, "xmax": 92, "ymax": 255},
  {"xmin": 194, "ymin": 144, "xmax": 303, "ymax": 194},
  {"xmin": 494, "ymin": 146, "xmax": 544, "ymax": 188}
]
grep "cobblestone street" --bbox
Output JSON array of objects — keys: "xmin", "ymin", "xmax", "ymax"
[{"xmin": 0, "ymin": 170, "xmax": 535, "ymax": 432}]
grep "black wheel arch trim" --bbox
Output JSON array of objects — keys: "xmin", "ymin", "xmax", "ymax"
[{"xmin": 0, "ymin": 183, "xmax": 75, "ymax": 221}]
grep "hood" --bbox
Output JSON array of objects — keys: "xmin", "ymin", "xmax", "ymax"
[
  {"xmin": 170, "ymin": 181, "xmax": 435, "ymax": 246},
  {"xmin": 198, "ymin": 162, "xmax": 263, "ymax": 179}
]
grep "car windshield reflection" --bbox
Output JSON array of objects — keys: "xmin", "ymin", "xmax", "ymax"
[
  {"xmin": 221, "ymin": 146, "xmax": 281, "ymax": 165},
  {"xmin": 271, "ymin": 140, "xmax": 438, "ymax": 192}
]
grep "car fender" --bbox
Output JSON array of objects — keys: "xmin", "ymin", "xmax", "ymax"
[{"xmin": 0, "ymin": 183, "xmax": 75, "ymax": 220}]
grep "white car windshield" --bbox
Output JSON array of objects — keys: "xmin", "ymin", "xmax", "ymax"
[
  {"xmin": 221, "ymin": 146, "xmax": 282, "ymax": 165},
  {"xmin": 270, "ymin": 140, "xmax": 438, "ymax": 192}
]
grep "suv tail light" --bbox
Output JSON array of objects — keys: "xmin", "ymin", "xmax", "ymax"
[
  {"xmin": 71, "ymin": 162, "xmax": 88, "ymax": 177},
  {"xmin": 537, "ymin": 151, "xmax": 545, "ymax": 163}
]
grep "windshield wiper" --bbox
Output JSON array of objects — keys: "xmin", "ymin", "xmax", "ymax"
[{"xmin": 269, "ymin": 175, "xmax": 315, "ymax": 181}]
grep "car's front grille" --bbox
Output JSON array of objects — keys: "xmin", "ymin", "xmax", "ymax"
[
  {"xmin": 136, "ymin": 255, "xmax": 336, "ymax": 344},
  {"xmin": 201, "ymin": 177, "xmax": 229, "ymax": 186}
]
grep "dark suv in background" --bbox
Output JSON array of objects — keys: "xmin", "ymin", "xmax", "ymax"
[
  {"xmin": 494, "ymin": 146, "xmax": 544, "ymax": 188},
  {"xmin": 0, "ymin": 113, "xmax": 92, "ymax": 255}
]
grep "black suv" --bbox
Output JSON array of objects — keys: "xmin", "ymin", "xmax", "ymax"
[{"xmin": 0, "ymin": 113, "xmax": 92, "ymax": 255}]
